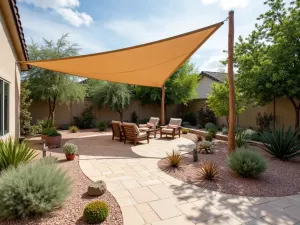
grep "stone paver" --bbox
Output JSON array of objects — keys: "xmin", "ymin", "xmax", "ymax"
[{"xmin": 74, "ymin": 134, "xmax": 300, "ymax": 225}]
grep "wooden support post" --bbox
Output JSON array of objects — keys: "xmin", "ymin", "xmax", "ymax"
[
  {"xmin": 161, "ymin": 84, "xmax": 165, "ymax": 125},
  {"xmin": 228, "ymin": 10, "xmax": 236, "ymax": 153}
]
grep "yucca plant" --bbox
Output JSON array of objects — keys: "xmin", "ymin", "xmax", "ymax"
[
  {"xmin": 197, "ymin": 141, "xmax": 214, "ymax": 154},
  {"xmin": 165, "ymin": 150, "xmax": 183, "ymax": 168},
  {"xmin": 259, "ymin": 126, "xmax": 300, "ymax": 161},
  {"xmin": 199, "ymin": 161, "xmax": 219, "ymax": 181},
  {"xmin": 68, "ymin": 125, "xmax": 79, "ymax": 133},
  {"xmin": 0, "ymin": 137, "xmax": 37, "ymax": 171},
  {"xmin": 235, "ymin": 130, "xmax": 248, "ymax": 148}
]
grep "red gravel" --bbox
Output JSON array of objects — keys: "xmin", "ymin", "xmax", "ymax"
[
  {"xmin": 2, "ymin": 129, "xmax": 123, "ymax": 225},
  {"xmin": 158, "ymin": 133, "xmax": 300, "ymax": 197}
]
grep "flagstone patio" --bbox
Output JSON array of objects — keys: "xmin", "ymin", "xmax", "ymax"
[{"xmin": 71, "ymin": 134, "xmax": 300, "ymax": 225}]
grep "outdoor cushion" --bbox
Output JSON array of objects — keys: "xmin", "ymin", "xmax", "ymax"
[
  {"xmin": 123, "ymin": 122, "xmax": 140, "ymax": 135},
  {"xmin": 161, "ymin": 128, "xmax": 177, "ymax": 134},
  {"xmin": 168, "ymin": 124, "xmax": 178, "ymax": 129},
  {"xmin": 147, "ymin": 122, "xmax": 154, "ymax": 128},
  {"xmin": 139, "ymin": 127, "xmax": 149, "ymax": 131},
  {"xmin": 149, "ymin": 117, "xmax": 159, "ymax": 126},
  {"xmin": 169, "ymin": 118, "xmax": 182, "ymax": 126},
  {"xmin": 137, "ymin": 132, "xmax": 147, "ymax": 138}
]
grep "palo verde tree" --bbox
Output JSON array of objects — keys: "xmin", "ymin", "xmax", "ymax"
[
  {"xmin": 135, "ymin": 61, "xmax": 199, "ymax": 105},
  {"xmin": 234, "ymin": 0, "xmax": 300, "ymax": 128},
  {"xmin": 89, "ymin": 80, "xmax": 131, "ymax": 121},
  {"xmin": 25, "ymin": 34, "xmax": 86, "ymax": 122},
  {"xmin": 207, "ymin": 80, "xmax": 245, "ymax": 126}
]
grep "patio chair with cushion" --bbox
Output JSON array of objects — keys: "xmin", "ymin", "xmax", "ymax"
[
  {"xmin": 138, "ymin": 117, "xmax": 160, "ymax": 132},
  {"xmin": 111, "ymin": 120, "xmax": 124, "ymax": 142},
  {"xmin": 121, "ymin": 122, "xmax": 149, "ymax": 146},
  {"xmin": 160, "ymin": 118, "xmax": 182, "ymax": 139}
]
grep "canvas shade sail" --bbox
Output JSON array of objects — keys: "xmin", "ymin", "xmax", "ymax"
[{"xmin": 20, "ymin": 22, "xmax": 223, "ymax": 87}]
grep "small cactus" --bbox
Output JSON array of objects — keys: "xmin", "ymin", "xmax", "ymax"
[{"xmin": 193, "ymin": 148, "xmax": 198, "ymax": 162}]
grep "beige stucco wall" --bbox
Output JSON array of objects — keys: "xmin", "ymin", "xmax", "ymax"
[
  {"xmin": 0, "ymin": 9, "xmax": 21, "ymax": 139},
  {"xmin": 29, "ymin": 99, "xmax": 181, "ymax": 126}
]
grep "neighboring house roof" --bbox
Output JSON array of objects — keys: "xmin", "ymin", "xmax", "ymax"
[
  {"xmin": 200, "ymin": 71, "xmax": 228, "ymax": 83},
  {"xmin": 0, "ymin": 0, "xmax": 29, "ymax": 70}
]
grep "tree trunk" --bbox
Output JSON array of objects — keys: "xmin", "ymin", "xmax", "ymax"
[
  {"xmin": 288, "ymin": 97, "xmax": 300, "ymax": 129},
  {"xmin": 273, "ymin": 97, "xmax": 276, "ymax": 129},
  {"xmin": 117, "ymin": 110, "xmax": 123, "ymax": 122}
]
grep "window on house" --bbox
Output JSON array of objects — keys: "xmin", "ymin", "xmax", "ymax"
[{"xmin": 0, "ymin": 79, "xmax": 9, "ymax": 136}]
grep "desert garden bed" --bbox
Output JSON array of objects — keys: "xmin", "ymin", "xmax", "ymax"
[
  {"xmin": 1, "ymin": 129, "xmax": 123, "ymax": 225},
  {"xmin": 158, "ymin": 133, "xmax": 300, "ymax": 197}
]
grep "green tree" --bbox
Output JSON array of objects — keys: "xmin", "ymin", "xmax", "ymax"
[
  {"xmin": 207, "ymin": 81, "xmax": 245, "ymax": 126},
  {"xmin": 135, "ymin": 61, "xmax": 199, "ymax": 105},
  {"xmin": 20, "ymin": 80, "xmax": 32, "ymax": 136},
  {"xmin": 234, "ymin": 0, "xmax": 300, "ymax": 128},
  {"xmin": 90, "ymin": 81, "xmax": 131, "ymax": 121},
  {"xmin": 25, "ymin": 34, "xmax": 86, "ymax": 121}
]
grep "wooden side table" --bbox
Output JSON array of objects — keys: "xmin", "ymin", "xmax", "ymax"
[{"xmin": 146, "ymin": 128, "xmax": 158, "ymax": 138}]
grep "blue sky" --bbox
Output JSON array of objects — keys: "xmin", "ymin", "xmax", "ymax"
[{"xmin": 17, "ymin": 0, "xmax": 268, "ymax": 72}]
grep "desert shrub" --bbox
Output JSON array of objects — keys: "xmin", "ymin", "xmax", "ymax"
[
  {"xmin": 0, "ymin": 158, "xmax": 72, "ymax": 219},
  {"xmin": 182, "ymin": 112, "xmax": 197, "ymax": 126},
  {"xmin": 259, "ymin": 126, "xmax": 300, "ymax": 160},
  {"xmin": 182, "ymin": 128, "xmax": 189, "ymax": 134},
  {"xmin": 165, "ymin": 150, "xmax": 183, "ymax": 168},
  {"xmin": 244, "ymin": 129, "xmax": 260, "ymax": 141},
  {"xmin": 73, "ymin": 106, "xmax": 95, "ymax": 129},
  {"xmin": 131, "ymin": 111, "xmax": 138, "ymax": 123},
  {"xmin": 235, "ymin": 130, "xmax": 248, "ymax": 148},
  {"xmin": 37, "ymin": 119, "xmax": 55, "ymax": 129},
  {"xmin": 68, "ymin": 125, "xmax": 79, "ymax": 133},
  {"xmin": 198, "ymin": 105, "xmax": 216, "ymax": 127},
  {"xmin": 193, "ymin": 148, "xmax": 198, "ymax": 162},
  {"xmin": 96, "ymin": 121, "xmax": 107, "ymax": 131},
  {"xmin": 0, "ymin": 137, "xmax": 37, "ymax": 171},
  {"xmin": 204, "ymin": 133, "xmax": 213, "ymax": 141},
  {"xmin": 199, "ymin": 161, "xmax": 219, "ymax": 181},
  {"xmin": 83, "ymin": 201, "xmax": 109, "ymax": 224},
  {"xmin": 29, "ymin": 125, "xmax": 42, "ymax": 136},
  {"xmin": 208, "ymin": 127, "xmax": 217, "ymax": 137},
  {"xmin": 197, "ymin": 141, "xmax": 214, "ymax": 154},
  {"xmin": 256, "ymin": 112, "xmax": 273, "ymax": 132},
  {"xmin": 205, "ymin": 122, "xmax": 216, "ymax": 130},
  {"xmin": 228, "ymin": 149, "xmax": 267, "ymax": 177},
  {"xmin": 63, "ymin": 143, "xmax": 78, "ymax": 155},
  {"xmin": 222, "ymin": 127, "xmax": 228, "ymax": 135}
]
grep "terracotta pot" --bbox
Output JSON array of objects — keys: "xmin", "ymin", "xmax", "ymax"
[
  {"xmin": 45, "ymin": 135, "xmax": 61, "ymax": 148},
  {"xmin": 65, "ymin": 154, "xmax": 76, "ymax": 161},
  {"xmin": 41, "ymin": 134, "xmax": 47, "ymax": 141}
]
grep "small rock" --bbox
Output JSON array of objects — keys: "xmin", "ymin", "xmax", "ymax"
[{"xmin": 87, "ymin": 180, "xmax": 107, "ymax": 196}]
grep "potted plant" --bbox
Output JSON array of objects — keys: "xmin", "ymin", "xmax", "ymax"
[
  {"xmin": 62, "ymin": 143, "xmax": 78, "ymax": 161},
  {"xmin": 41, "ymin": 127, "xmax": 52, "ymax": 142},
  {"xmin": 45, "ymin": 128, "xmax": 62, "ymax": 148}
]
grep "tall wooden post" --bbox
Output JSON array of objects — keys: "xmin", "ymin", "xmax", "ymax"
[
  {"xmin": 161, "ymin": 84, "xmax": 165, "ymax": 125},
  {"xmin": 228, "ymin": 10, "xmax": 236, "ymax": 153}
]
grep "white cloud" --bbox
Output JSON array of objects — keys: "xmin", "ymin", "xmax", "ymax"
[
  {"xmin": 202, "ymin": 0, "xmax": 248, "ymax": 10},
  {"xmin": 18, "ymin": 0, "xmax": 92, "ymax": 27},
  {"xmin": 201, "ymin": 55, "xmax": 227, "ymax": 72}
]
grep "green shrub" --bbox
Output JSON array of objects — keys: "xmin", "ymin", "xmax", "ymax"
[
  {"xmin": 131, "ymin": 111, "xmax": 138, "ymax": 123},
  {"xmin": 182, "ymin": 112, "xmax": 197, "ymax": 126},
  {"xmin": 83, "ymin": 201, "xmax": 109, "ymax": 224},
  {"xmin": 37, "ymin": 119, "xmax": 55, "ymax": 129},
  {"xmin": 256, "ymin": 112, "xmax": 273, "ymax": 132},
  {"xmin": 259, "ymin": 126, "xmax": 300, "ymax": 160},
  {"xmin": 222, "ymin": 127, "xmax": 228, "ymax": 135},
  {"xmin": 73, "ymin": 106, "xmax": 95, "ymax": 129},
  {"xmin": 182, "ymin": 121, "xmax": 191, "ymax": 127},
  {"xmin": 63, "ymin": 143, "xmax": 78, "ymax": 155},
  {"xmin": 41, "ymin": 127, "xmax": 54, "ymax": 135},
  {"xmin": 204, "ymin": 133, "xmax": 213, "ymax": 141},
  {"xmin": 69, "ymin": 125, "xmax": 79, "ymax": 133},
  {"xmin": 205, "ymin": 122, "xmax": 216, "ymax": 130},
  {"xmin": 198, "ymin": 106, "xmax": 216, "ymax": 127},
  {"xmin": 182, "ymin": 128, "xmax": 189, "ymax": 134},
  {"xmin": 0, "ymin": 137, "xmax": 37, "ymax": 171},
  {"xmin": 228, "ymin": 149, "xmax": 267, "ymax": 177},
  {"xmin": 0, "ymin": 158, "xmax": 72, "ymax": 219},
  {"xmin": 235, "ymin": 130, "xmax": 248, "ymax": 148},
  {"xmin": 47, "ymin": 128, "xmax": 61, "ymax": 137},
  {"xmin": 208, "ymin": 127, "xmax": 217, "ymax": 137},
  {"xmin": 244, "ymin": 129, "xmax": 260, "ymax": 141},
  {"xmin": 96, "ymin": 121, "xmax": 107, "ymax": 131},
  {"xmin": 29, "ymin": 125, "xmax": 42, "ymax": 136}
]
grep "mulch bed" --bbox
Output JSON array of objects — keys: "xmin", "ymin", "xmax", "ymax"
[
  {"xmin": 158, "ymin": 133, "xmax": 300, "ymax": 197},
  {"xmin": 2, "ymin": 130, "xmax": 123, "ymax": 225}
]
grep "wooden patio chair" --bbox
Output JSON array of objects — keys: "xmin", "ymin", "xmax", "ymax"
[
  {"xmin": 121, "ymin": 122, "xmax": 149, "ymax": 146},
  {"xmin": 160, "ymin": 118, "xmax": 182, "ymax": 139},
  {"xmin": 138, "ymin": 117, "xmax": 160, "ymax": 132},
  {"xmin": 111, "ymin": 120, "xmax": 123, "ymax": 142}
]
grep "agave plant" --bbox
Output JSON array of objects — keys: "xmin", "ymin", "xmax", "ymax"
[
  {"xmin": 165, "ymin": 150, "xmax": 183, "ymax": 168},
  {"xmin": 198, "ymin": 161, "xmax": 219, "ymax": 181},
  {"xmin": 197, "ymin": 141, "xmax": 214, "ymax": 154},
  {"xmin": 259, "ymin": 126, "xmax": 300, "ymax": 161},
  {"xmin": 235, "ymin": 130, "xmax": 248, "ymax": 148},
  {"xmin": 0, "ymin": 137, "xmax": 37, "ymax": 171}
]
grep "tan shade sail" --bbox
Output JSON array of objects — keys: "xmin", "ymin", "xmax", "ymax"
[{"xmin": 20, "ymin": 22, "xmax": 223, "ymax": 87}]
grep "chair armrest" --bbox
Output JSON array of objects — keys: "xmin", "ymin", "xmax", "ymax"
[{"xmin": 139, "ymin": 124, "xmax": 147, "ymax": 128}]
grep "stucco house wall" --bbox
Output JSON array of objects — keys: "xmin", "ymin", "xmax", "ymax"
[{"xmin": 195, "ymin": 76, "xmax": 215, "ymax": 99}]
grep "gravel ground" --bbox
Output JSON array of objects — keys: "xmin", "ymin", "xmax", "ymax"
[
  {"xmin": 158, "ymin": 133, "xmax": 300, "ymax": 197},
  {"xmin": 1, "ymin": 129, "xmax": 123, "ymax": 225}
]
